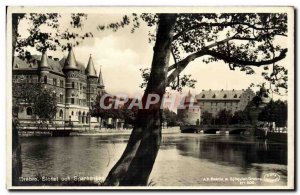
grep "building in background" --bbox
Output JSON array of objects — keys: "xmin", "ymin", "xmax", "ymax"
[
  {"xmin": 177, "ymin": 91, "xmax": 201, "ymax": 125},
  {"xmin": 13, "ymin": 47, "xmax": 106, "ymax": 129},
  {"xmin": 195, "ymin": 88, "xmax": 255, "ymax": 117}
]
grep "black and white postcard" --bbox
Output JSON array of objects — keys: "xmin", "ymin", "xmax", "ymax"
[{"xmin": 6, "ymin": 6, "xmax": 295, "ymax": 190}]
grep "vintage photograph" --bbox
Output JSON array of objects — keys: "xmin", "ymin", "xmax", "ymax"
[{"xmin": 6, "ymin": 6, "xmax": 294, "ymax": 190}]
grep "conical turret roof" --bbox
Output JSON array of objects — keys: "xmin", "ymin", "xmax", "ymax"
[
  {"xmin": 98, "ymin": 67, "xmax": 104, "ymax": 88},
  {"xmin": 63, "ymin": 46, "xmax": 79, "ymax": 71},
  {"xmin": 39, "ymin": 52, "xmax": 50, "ymax": 69},
  {"xmin": 85, "ymin": 54, "xmax": 97, "ymax": 77}
]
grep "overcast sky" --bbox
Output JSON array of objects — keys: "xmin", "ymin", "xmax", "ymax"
[{"xmin": 18, "ymin": 13, "xmax": 289, "ymax": 100}]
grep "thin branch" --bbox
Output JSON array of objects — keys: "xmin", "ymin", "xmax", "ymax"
[
  {"xmin": 173, "ymin": 21, "xmax": 281, "ymax": 40},
  {"xmin": 206, "ymin": 49, "xmax": 287, "ymax": 66},
  {"xmin": 167, "ymin": 48, "xmax": 287, "ymax": 85}
]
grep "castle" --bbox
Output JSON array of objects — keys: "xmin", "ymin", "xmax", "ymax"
[
  {"xmin": 12, "ymin": 47, "xmax": 106, "ymax": 129},
  {"xmin": 196, "ymin": 88, "xmax": 256, "ymax": 117},
  {"xmin": 177, "ymin": 88, "xmax": 255, "ymax": 125}
]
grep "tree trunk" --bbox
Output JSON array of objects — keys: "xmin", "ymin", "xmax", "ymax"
[
  {"xmin": 12, "ymin": 118, "xmax": 22, "ymax": 185},
  {"xmin": 12, "ymin": 14, "xmax": 24, "ymax": 63},
  {"xmin": 104, "ymin": 14, "xmax": 177, "ymax": 186},
  {"xmin": 12, "ymin": 14, "xmax": 24, "ymax": 186}
]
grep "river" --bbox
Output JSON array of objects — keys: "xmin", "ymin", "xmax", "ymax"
[{"xmin": 20, "ymin": 132, "xmax": 287, "ymax": 186}]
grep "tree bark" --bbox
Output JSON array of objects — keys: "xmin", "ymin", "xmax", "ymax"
[
  {"xmin": 12, "ymin": 14, "xmax": 24, "ymax": 63},
  {"xmin": 12, "ymin": 13, "xmax": 24, "ymax": 186},
  {"xmin": 104, "ymin": 14, "xmax": 177, "ymax": 186}
]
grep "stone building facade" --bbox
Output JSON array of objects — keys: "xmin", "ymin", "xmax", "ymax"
[
  {"xmin": 195, "ymin": 88, "xmax": 255, "ymax": 117},
  {"xmin": 13, "ymin": 47, "xmax": 106, "ymax": 129}
]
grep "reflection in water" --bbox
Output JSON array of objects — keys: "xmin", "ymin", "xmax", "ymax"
[{"xmin": 20, "ymin": 133, "xmax": 287, "ymax": 186}]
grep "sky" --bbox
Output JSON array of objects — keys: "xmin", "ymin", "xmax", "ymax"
[{"xmin": 17, "ymin": 13, "xmax": 289, "ymax": 100}]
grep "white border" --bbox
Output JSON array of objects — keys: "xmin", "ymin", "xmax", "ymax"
[{"xmin": 4, "ymin": 5, "xmax": 295, "ymax": 191}]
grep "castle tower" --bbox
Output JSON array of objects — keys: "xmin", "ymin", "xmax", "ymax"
[
  {"xmin": 97, "ymin": 66, "xmax": 105, "ymax": 95},
  {"xmin": 177, "ymin": 91, "xmax": 201, "ymax": 125},
  {"xmin": 38, "ymin": 51, "xmax": 50, "ymax": 86},
  {"xmin": 85, "ymin": 54, "xmax": 98, "ymax": 107},
  {"xmin": 63, "ymin": 46, "xmax": 80, "ymax": 105}
]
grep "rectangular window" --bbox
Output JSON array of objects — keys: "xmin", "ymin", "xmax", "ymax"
[
  {"xmin": 60, "ymin": 80, "xmax": 63, "ymax": 87},
  {"xmin": 53, "ymin": 78, "xmax": 57, "ymax": 86}
]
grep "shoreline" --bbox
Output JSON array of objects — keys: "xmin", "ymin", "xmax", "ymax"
[{"xmin": 19, "ymin": 127, "xmax": 181, "ymax": 137}]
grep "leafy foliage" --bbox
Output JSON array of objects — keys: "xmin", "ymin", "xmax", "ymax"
[
  {"xmin": 91, "ymin": 95, "xmax": 139, "ymax": 125},
  {"xmin": 139, "ymin": 68, "xmax": 196, "ymax": 91},
  {"xmin": 98, "ymin": 13, "xmax": 288, "ymax": 95},
  {"xmin": 14, "ymin": 13, "xmax": 92, "ymax": 63},
  {"xmin": 215, "ymin": 109, "xmax": 233, "ymax": 125},
  {"xmin": 258, "ymin": 99, "xmax": 287, "ymax": 127},
  {"xmin": 162, "ymin": 109, "xmax": 178, "ymax": 127},
  {"xmin": 33, "ymin": 88, "xmax": 58, "ymax": 122},
  {"xmin": 13, "ymin": 82, "xmax": 57, "ymax": 123},
  {"xmin": 231, "ymin": 110, "xmax": 250, "ymax": 124},
  {"xmin": 201, "ymin": 111, "xmax": 214, "ymax": 125}
]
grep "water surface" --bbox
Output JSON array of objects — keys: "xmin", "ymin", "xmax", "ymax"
[{"xmin": 20, "ymin": 132, "xmax": 287, "ymax": 186}]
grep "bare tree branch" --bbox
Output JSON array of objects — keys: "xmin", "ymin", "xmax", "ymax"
[
  {"xmin": 173, "ymin": 21, "xmax": 283, "ymax": 40},
  {"xmin": 206, "ymin": 48, "xmax": 287, "ymax": 66},
  {"xmin": 167, "ymin": 48, "xmax": 287, "ymax": 85}
]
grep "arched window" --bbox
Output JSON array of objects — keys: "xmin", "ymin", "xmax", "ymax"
[
  {"xmin": 44, "ymin": 75, "xmax": 47, "ymax": 83},
  {"xmin": 202, "ymin": 94, "xmax": 205, "ymax": 98},
  {"xmin": 223, "ymin": 94, "xmax": 227, "ymax": 98},
  {"xmin": 212, "ymin": 94, "xmax": 216, "ymax": 98},
  {"xmin": 59, "ymin": 109, "xmax": 63, "ymax": 118},
  {"xmin": 26, "ymin": 107, "xmax": 32, "ymax": 116},
  {"xmin": 234, "ymin": 94, "xmax": 238, "ymax": 98}
]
